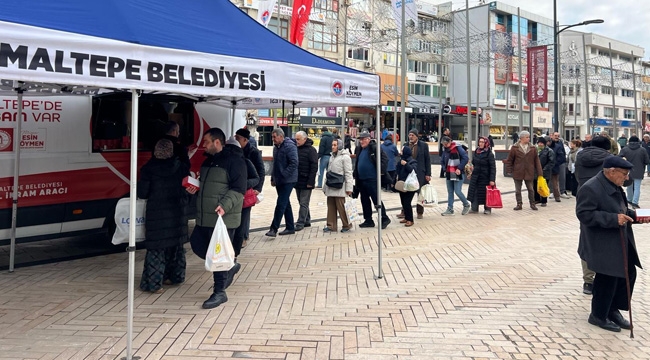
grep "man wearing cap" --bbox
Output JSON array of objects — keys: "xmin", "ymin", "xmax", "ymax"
[
  {"xmin": 317, "ymin": 127, "xmax": 335, "ymax": 188},
  {"xmin": 235, "ymin": 128, "xmax": 265, "ymax": 248},
  {"xmin": 576, "ymin": 156, "xmax": 648, "ymax": 332},
  {"xmin": 353, "ymin": 131, "xmax": 391, "ymax": 229},
  {"xmin": 618, "ymin": 135, "xmax": 649, "ymax": 209},
  {"xmin": 407, "ymin": 129, "xmax": 431, "ymax": 219}
]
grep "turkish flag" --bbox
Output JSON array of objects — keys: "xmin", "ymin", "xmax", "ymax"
[{"xmin": 290, "ymin": 0, "xmax": 312, "ymax": 46}]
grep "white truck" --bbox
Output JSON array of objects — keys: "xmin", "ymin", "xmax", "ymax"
[{"xmin": 0, "ymin": 93, "xmax": 245, "ymax": 243}]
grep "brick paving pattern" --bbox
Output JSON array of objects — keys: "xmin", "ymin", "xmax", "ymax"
[{"xmin": 1, "ymin": 164, "xmax": 649, "ymax": 359}]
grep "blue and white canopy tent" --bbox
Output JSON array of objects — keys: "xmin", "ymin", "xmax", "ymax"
[{"xmin": 1, "ymin": 1, "xmax": 382, "ymax": 358}]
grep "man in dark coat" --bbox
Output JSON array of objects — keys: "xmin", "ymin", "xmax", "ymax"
[
  {"xmin": 317, "ymin": 127, "xmax": 335, "ymax": 188},
  {"xmin": 267, "ymin": 128, "xmax": 299, "ymax": 237},
  {"xmin": 576, "ymin": 156, "xmax": 648, "ymax": 332},
  {"xmin": 618, "ymin": 135, "xmax": 649, "ymax": 208},
  {"xmin": 294, "ymin": 131, "xmax": 318, "ymax": 231},
  {"xmin": 574, "ymin": 135, "xmax": 611, "ymax": 295},
  {"xmin": 161, "ymin": 121, "xmax": 190, "ymax": 167},
  {"xmin": 438, "ymin": 128, "xmax": 451, "ymax": 178},
  {"xmin": 137, "ymin": 139, "xmax": 190, "ymax": 293},
  {"xmin": 235, "ymin": 128, "xmax": 265, "ymax": 248},
  {"xmin": 407, "ymin": 129, "xmax": 431, "ymax": 219},
  {"xmin": 188, "ymin": 127, "xmax": 247, "ymax": 309},
  {"xmin": 550, "ymin": 132, "xmax": 567, "ymax": 201},
  {"xmin": 534, "ymin": 137, "xmax": 555, "ymax": 207},
  {"xmin": 353, "ymin": 131, "xmax": 391, "ymax": 229}
]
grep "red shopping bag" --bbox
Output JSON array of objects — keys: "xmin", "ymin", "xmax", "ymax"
[{"xmin": 485, "ymin": 185, "xmax": 503, "ymax": 209}]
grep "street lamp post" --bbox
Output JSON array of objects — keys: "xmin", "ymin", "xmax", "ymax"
[{"xmin": 552, "ymin": 6, "xmax": 603, "ymax": 132}]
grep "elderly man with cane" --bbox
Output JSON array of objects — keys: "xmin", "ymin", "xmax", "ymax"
[{"xmin": 576, "ymin": 156, "xmax": 649, "ymax": 335}]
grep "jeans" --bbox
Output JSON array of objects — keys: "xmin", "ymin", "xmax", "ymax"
[
  {"xmin": 317, "ymin": 155, "xmax": 331, "ymax": 187},
  {"xmin": 359, "ymin": 178, "xmax": 389, "ymax": 224},
  {"xmin": 295, "ymin": 188, "xmax": 313, "ymax": 227},
  {"xmin": 626, "ymin": 178, "xmax": 642, "ymax": 205},
  {"xmin": 445, "ymin": 179, "xmax": 469, "ymax": 210},
  {"xmin": 271, "ymin": 183, "xmax": 295, "ymax": 231}
]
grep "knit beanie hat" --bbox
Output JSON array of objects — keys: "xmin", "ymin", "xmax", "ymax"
[{"xmin": 154, "ymin": 139, "xmax": 174, "ymax": 159}]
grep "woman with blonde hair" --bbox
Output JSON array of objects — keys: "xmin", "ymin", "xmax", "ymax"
[{"xmin": 322, "ymin": 139, "xmax": 353, "ymax": 232}]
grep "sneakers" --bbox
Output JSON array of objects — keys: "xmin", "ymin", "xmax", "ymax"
[
  {"xmin": 265, "ymin": 228, "xmax": 277, "ymax": 237},
  {"xmin": 461, "ymin": 205, "xmax": 471, "ymax": 215},
  {"xmin": 583, "ymin": 282, "xmax": 593, "ymax": 295},
  {"xmin": 540, "ymin": 203, "xmax": 547, "ymax": 207},
  {"xmin": 358, "ymin": 221, "xmax": 375, "ymax": 228},
  {"xmin": 483, "ymin": 209, "xmax": 491, "ymax": 215},
  {"xmin": 341, "ymin": 228, "xmax": 351, "ymax": 233},
  {"xmin": 381, "ymin": 218, "xmax": 391, "ymax": 229},
  {"xmin": 202, "ymin": 291, "xmax": 228, "ymax": 309},
  {"xmin": 561, "ymin": 194, "xmax": 571, "ymax": 199},
  {"xmin": 323, "ymin": 227, "xmax": 336, "ymax": 232},
  {"xmin": 441, "ymin": 209, "xmax": 454, "ymax": 216}
]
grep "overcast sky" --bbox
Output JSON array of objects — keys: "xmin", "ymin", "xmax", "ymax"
[{"xmin": 462, "ymin": 0, "xmax": 650, "ymax": 59}]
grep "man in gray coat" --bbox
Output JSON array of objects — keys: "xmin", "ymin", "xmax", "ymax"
[
  {"xmin": 618, "ymin": 135, "xmax": 649, "ymax": 208},
  {"xmin": 576, "ymin": 156, "xmax": 648, "ymax": 332}
]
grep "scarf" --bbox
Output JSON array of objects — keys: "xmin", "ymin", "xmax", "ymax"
[
  {"xmin": 475, "ymin": 136, "xmax": 491, "ymax": 155},
  {"xmin": 409, "ymin": 141, "xmax": 418, "ymax": 159},
  {"xmin": 445, "ymin": 142, "xmax": 460, "ymax": 176}
]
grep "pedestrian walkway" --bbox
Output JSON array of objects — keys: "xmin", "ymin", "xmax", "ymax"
[{"xmin": 1, "ymin": 167, "xmax": 650, "ymax": 359}]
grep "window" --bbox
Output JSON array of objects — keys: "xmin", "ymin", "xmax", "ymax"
[
  {"xmin": 347, "ymin": 48, "xmax": 369, "ymax": 61},
  {"xmin": 409, "ymin": 83, "xmax": 431, "ymax": 96},
  {"xmin": 268, "ymin": 18, "xmax": 290, "ymax": 40},
  {"xmin": 591, "ymin": 84, "xmax": 597, "ymax": 93},
  {"xmin": 383, "ymin": 53, "xmax": 397, "ymax": 66},
  {"xmin": 307, "ymin": 23, "xmax": 338, "ymax": 52},
  {"xmin": 598, "ymin": 50, "xmax": 610, "ymax": 57},
  {"xmin": 621, "ymin": 89, "xmax": 634, "ymax": 97},
  {"xmin": 604, "ymin": 107, "xmax": 613, "ymax": 117},
  {"xmin": 568, "ymin": 103, "xmax": 574, "ymax": 115},
  {"xmin": 592, "ymin": 105, "xmax": 599, "ymax": 117},
  {"xmin": 601, "ymin": 86, "xmax": 612, "ymax": 95},
  {"xmin": 496, "ymin": 14, "xmax": 505, "ymax": 25},
  {"xmin": 620, "ymin": 55, "xmax": 631, "ymax": 62},
  {"xmin": 624, "ymin": 109, "xmax": 636, "ymax": 119},
  {"xmin": 576, "ymin": 103, "xmax": 581, "ymax": 115},
  {"xmin": 432, "ymin": 85, "xmax": 446, "ymax": 98},
  {"xmin": 408, "ymin": 60, "xmax": 429, "ymax": 73}
]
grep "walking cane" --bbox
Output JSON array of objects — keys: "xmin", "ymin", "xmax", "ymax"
[{"xmin": 619, "ymin": 226, "xmax": 634, "ymax": 338}]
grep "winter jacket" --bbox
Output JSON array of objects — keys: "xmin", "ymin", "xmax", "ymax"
[
  {"xmin": 466, "ymin": 150, "xmax": 496, "ymax": 205},
  {"xmin": 245, "ymin": 158, "xmax": 260, "ymax": 191},
  {"xmin": 574, "ymin": 146, "xmax": 610, "ymax": 191},
  {"xmin": 409, "ymin": 140, "xmax": 431, "ymax": 186},
  {"xmin": 137, "ymin": 158, "xmax": 189, "ymax": 250},
  {"xmin": 538, "ymin": 146, "xmax": 555, "ymax": 180},
  {"xmin": 609, "ymin": 138, "xmax": 619, "ymax": 155},
  {"xmin": 353, "ymin": 140, "xmax": 389, "ymax": 181},
  {"xmin": 242, "ymin": 142, "xmax": 265, "ymax": 192},
  {"xmin": 271, "ymin": 137, "xmax": 298, "ymax": 185},
  {"xmin": 196, "ymin": 146, "xmax": 247, "ymax": 229},
  {"xmin": 296, "ymin": 138, "xmax": 318, "ymax": 189},
  {"xmin": 617, "ymin": 136, "xmax": 628, "ymax": 149},
  {"xmin": 440, "ymin": 143, "xmax": 469, "ymax": 181},
  {"xmin": 504, "ymin": 142, "xmax": 543, "ymax": 181},
  {"xmin": 567, "ymin": 147, "xmax": 582, "ymax": 173},
  {"xmin": 380, "ymin": 139, "xmax": 400, "ymax": 171},
  {"xmin": 643, "ymin": 140, "xmax": 650, "ymax": 158},
  {"xmin": 619, "ymin": 140, "xmax": 650, "ymax": 179},
  {"xmin": 577, "ymin": 172, "xmax": 641, "ymax": 278},
  {"xmin": 323, "ymin": 149, "xmax": 354, "ymax": 198},
  {"xmin": 396, "ymin": 158, "xmax": 418, "ymax": 187},
  {"xmin": 550, "ymin": 140, "xmax": 566, "ymax": 174},
  {"xmin": 318, "ymin": 131, "xmax": 334, "ymax": 158}
]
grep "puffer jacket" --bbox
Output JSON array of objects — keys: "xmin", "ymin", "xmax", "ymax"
[
  {"xmin": 574, "ymin": 146, "xmax": 610, "ymax": 191},
  {"xmin": 296, "ymin": 138, "xmax": 318, "ymax": 189},
  {"xmin": 323, "ymin": 149, "xmax": 353, "ymax": 198},
  {"xmin": 538, "ymin": 146, "xmax": 555, "ymax": 180},
  {"xmin": 196, "ymin": 146, "xmax": 247, "ymax": 229}
]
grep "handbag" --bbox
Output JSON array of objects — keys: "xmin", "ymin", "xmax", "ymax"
[
  {"xmin": 394, "ymin": 180, "xmax": 406, "ymax": 192},
  {"xmin": 205, "ymin": 215, "xmax": 236, "ymax": 272},
  {"xmin": 537, "ymin": 176, "xmax": 550, "ymax": 197},
  {"xmin": 243, "ymin": 188, "xmax": 257, "ymax": 208},
  {"xmin": 111, "ymin": 198, "xmax": 147, "ymax": 245},
  {"xmin": 326, "ymin": 171, "xmax": 345, "ymax": 189},
  {"xmin": 485, "ymin": 185, "xmax": 503, "ymax": 209},
  {"xmin": 417, "ymin": 184, "xmax": 438, "ymax": 208}
]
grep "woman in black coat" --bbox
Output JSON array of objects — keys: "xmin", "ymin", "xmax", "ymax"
[
  {"xmin": 396, "ymin": 146, "xmax": 418, "ymax": 226},
  {"xmin": 137, "ymin": 139, "xmax": 190, "ymax": 293},
  {"xmin": 466, "ymin": 136, "xmax": 496, "ymax": 214}
]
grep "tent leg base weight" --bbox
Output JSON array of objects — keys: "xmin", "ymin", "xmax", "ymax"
[
  {"xmin": 121, "ymin": 356, "xmax": 141, "ymax": 360},
  {"xmin": 374, "ymin": 275, "xmax": 383, "ymax": 280}
]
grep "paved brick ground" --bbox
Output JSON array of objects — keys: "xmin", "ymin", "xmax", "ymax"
[{"xmin": 1, "ymin": 165, "xmax": 649, "ymax": 360}]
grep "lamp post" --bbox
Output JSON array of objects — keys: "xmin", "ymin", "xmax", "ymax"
[{"xmin": 552, "ymin": 5, "xmax": 603, "ymax": 132}]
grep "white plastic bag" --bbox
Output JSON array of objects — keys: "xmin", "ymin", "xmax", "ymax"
[
  {"xmin": 205, "ymin": 215, "xmax": 236, "ymax": 272},
  {"xmin": 256, "ymin": 192, "xmax": 264, "ymax": 204},
  {"xmin": 404, "ymin": 170, "xmax": 420, "ymax": 192},
  {"xmin": 112, "ymin": 198, "xmax": 146, "ymax": 245},
  {"xmin": 345, "ymin": 198, "xmax": 360, "ymax": 223},
  {"xmin": 418, "ymin": 184, "xmax": 438, "ymax": 208}
]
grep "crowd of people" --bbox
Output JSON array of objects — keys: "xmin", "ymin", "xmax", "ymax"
[{"xmin": 133, "ymin": 121, "xmax": 650, "ymax": 335}]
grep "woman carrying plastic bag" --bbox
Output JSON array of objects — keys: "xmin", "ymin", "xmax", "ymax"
[{"xmin": 395, "ymin": 146, "xmax": 419, "ymax": 226}]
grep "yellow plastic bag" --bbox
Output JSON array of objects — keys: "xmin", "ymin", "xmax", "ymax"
[{"xmin": 537, "ymin": 176, "xmax": 550, "ymax": 198}]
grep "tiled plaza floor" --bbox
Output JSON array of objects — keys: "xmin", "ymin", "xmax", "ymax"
[{"xmin": 1, "ymin": 164, "xmax": 650, "ymax": 359}]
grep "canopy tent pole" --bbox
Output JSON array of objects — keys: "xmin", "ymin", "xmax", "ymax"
[
  {"xmin": 375, "ymin": 105, "xmax": 383, "ymax": 279},
  {"xmin": 8, "ymin": 86, "xmax": 23, "ymax": 273},
  {"xmin": 230, "ymin": 99, "xmax": 236, "ymax": 136},
  {"xmin": 125, "ymin": 89, "xmax": 140, "ymax": 360}
]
